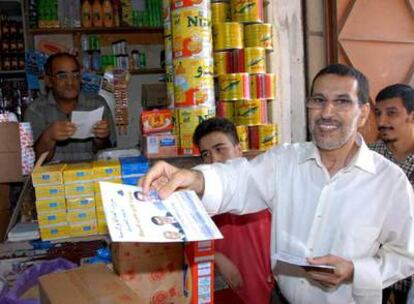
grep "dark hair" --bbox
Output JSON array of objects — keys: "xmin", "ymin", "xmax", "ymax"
[
  {"xmin": 310, "ymin": 63, "xmax": 370, "ymax": 105},
  {"xmin": 193, "ymin": 117, "xmax": 239, "ymax": 147},
  {"xmin": 44, "ymin": 52, "xmax": 80, "ymax": 76},
  {"xmin": 375, "ymin": 83, "xmax": 414, "ymax": 113}
]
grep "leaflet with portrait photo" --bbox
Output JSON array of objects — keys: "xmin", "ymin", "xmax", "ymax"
[{"xmin": 99, "ymin": 181, "xmax": 223, "ymax": 242}]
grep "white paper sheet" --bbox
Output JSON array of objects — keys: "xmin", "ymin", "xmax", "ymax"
[
  {"xmin": 71, "ymin": 107, "xmax": 104, "ymax": 139},
  {"xmin": 99, "ymin": 182, "xmax": 223, "ymax": 243},
  {"xmin": 273, "ymin": 251, "xmax": 335, "ymax": 272}
]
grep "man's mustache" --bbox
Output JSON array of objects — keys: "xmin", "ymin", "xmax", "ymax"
[
  {"xmin": 316, "ymin": 118, "xmax": 341, "ymax": 127},
  {"xmin": 378, "ymin": 126, "xmax": 394, "ymax": 132}
]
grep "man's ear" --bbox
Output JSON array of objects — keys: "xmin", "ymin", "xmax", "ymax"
[
  {"xmin": 44, "ymin": 74, "xmax": 52, "ymax": 88},
  {"xmin": 358, "ymin": 103, "xmax": 370, "ymax": 128},
  {"xmin": 408, "ymin": 110, "xmax": 414, "ymax": 123},
  {"xmin": 235, "ymin": 143, "xmax": 243, "ymax": 157}
]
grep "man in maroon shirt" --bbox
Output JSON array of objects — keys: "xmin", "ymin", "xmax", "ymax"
[{"xmin": 193, "ymin": 117, "xmax": 274, "ymax": 304}]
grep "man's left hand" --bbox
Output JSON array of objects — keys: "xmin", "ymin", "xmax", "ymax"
[
  {"xmin": 307, "ymin": 254, "xmax": 354, "ymax": 288},
  {"xmin": 93, "ymin": 120, "xmax": 110, "ymax": 139}
]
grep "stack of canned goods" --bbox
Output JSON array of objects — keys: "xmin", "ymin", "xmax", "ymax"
[
  {"xmin": 212, "ymin": 0, "xmax": 278, "ymax": 152},
  {"xmin": 163, "ymin": 0, "xmax": 216, "ymax": 156}
]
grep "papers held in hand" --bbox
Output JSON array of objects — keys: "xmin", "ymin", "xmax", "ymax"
[
  {"xmin": 273, "ymin": 251, "xmax": 335, "ymax": 274},
  {"xmin": 99, "ymin": 181, "xmax": 223, "ymax": 243}
]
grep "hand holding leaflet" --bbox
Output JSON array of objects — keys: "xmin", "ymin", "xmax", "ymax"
[
  {"xmin": 273, "ymin": 251, "xmax": 335, "ymax": 273},
  {"xmin": 71, "ymin": 107, "xmax": 104, "ymax": 139},
  {"xmin": 99, "ymin": 181, "xmax": 223, "ymax": 242}
]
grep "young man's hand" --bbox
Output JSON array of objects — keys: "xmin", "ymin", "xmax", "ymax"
[
  {"xmin": 140, "ymin": 161, "xmax": 205, "ymax": 199},
  {"xmin": 215, "ymin": 252, "xmax": 243, "ymax": 289},
  {"xmin": 307, "ymin": 254, "xmax": 354, "ymax": 288},
  {"xmin": 46, "ymin": 121, "xmax": 76, "ymax": 141}
]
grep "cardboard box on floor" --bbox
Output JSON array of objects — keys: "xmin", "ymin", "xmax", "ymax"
[
  {"xmin": 112, "ymin": 241, "xmax": 215, "ymax": 304},
  {"xmin": 39, "ymin": 263, "xmax": 142, "ymax": 304},
  {"xmin": 0, "ymin": 122, "xmax": 22, "ymax": 183}
]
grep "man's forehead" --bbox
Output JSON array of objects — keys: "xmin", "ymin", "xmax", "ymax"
[
  {"xmin": 313, "ymin": 74, "xmax": 358, "ymax": 95},
  {"xmin": 52, "ymin": 57, "xmax": 79, "ymax": 72},
  {"xmin": 376, "ymin": 97, "xmax": 405, "ymax": 110}
]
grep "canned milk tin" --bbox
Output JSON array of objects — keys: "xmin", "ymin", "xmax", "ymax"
[
  {"xmin": 231, "ymin": 0, "xmax": 264, "ymax": 23},
  {"xmin": 245, "ymin": 23, "xmax": 273, "ymax": 50},
  {"xmin": 213, "ymin": 22, "xmax": 243, "ymax": 51},
  {"xmin": 218, "ymin": 73, "xmax": 250, "ymax": 101},
  {"xmin": 244, "ymin": 47, "xmax": 266, "ymax": 74}
]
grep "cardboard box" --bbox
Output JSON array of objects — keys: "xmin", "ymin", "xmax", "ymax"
[
  {"xmin": 67, "ymin": 208, "xmax": 96, "ymax": 224},
  {"xmin": 184, "ymin": 241, "xmax": 215, "ymax": 304},
  {"xmin": 35, "ymin": 198, "xmax": 66, "ymax": 213},
  {"xmin": 64, "ymin": 182, "xmax": 95, "ymax": 197},
  {"xmin": 92, "ymin": 160, "xmax": 121, "ymax": 180},
  {"xmin": 39, "ymin": 224, "xmax": 70, "ymax": 241},
  {"xmin": 66, "ymin": 196, "xmax": 95, "ymax": 210},
  {"xmin": 39, "ymin": 264, "xmax": 142, "ymax": 304},
  {"xmin": 34, "ymin": 185, "xmax": 65, "ymax": 200},
  {"xmin": 0, "ymin": 209, "xmax": 11, "ymax": 240},
  {"xmin": 32, "ymin": 163, "xmax": 66, "ymax": 186},
  {"xmin": 144, "ymin": 134, "xmax": 178, "ymax": 158},
  {"xmin": 142, "ymin": 83, "xmax": 168, "ymax": 108},
  {"xmin": 141, "ymin": 109, "xmax": 174, "ymax": 135},
  {"xmin": 38, "ymin": 210, "xmax": 67, "ymax": 226},
  {"xmin": 112, "ymin": 243, "xmax": 185, "ymax": 303},
  {"xmin": 0, "ymin": 184, "xmax": 10, "ymax": 210},
  {"xmin": 69, "ymin": 221, "xmax": 97, "ymax": 237},
  {"xmin": 63, "ymin": 162, "xmax": 94, "ymax": 183},
  {"xmin": 0, "ymin": 122, "xmax": 22, "ymax": 183}
]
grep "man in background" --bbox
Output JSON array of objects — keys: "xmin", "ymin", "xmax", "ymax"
[
  {"xmin": 193, "ymin": 117, "xmax": 274, "ymax": 304},
  {"xmin": 369, "ymin": 83, "xmax": 414, "ymax": 303},
  {"xmin": 24, "ymin": 52, "xmax": 115, "ymax": 162}
]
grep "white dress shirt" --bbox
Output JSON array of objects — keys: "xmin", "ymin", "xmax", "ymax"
[{"xmin": 195, "ymin": 136, "xmax": 414, "ymax": 304}]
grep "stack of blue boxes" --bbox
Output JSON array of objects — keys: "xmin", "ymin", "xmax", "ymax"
[{"xmin": 120, "ymin": 156, "xmax": 149, "ymax": 186}]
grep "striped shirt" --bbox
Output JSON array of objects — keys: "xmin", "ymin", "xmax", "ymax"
[
  {"xmin": 369, "ymin": 140, "xmax": 414, "ymax": 292},
  {"xmin": 24, "ymin": 92, "xmax": 115, "ymax": 162}
]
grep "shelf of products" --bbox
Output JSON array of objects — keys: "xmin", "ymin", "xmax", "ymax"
[{"xmin": 29, "ymin": 27, "xmax": 163, "ymax": 35}]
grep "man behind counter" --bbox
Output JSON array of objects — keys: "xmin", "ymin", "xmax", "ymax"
[{"xmin": 24, "ymin": 52, "xmax": 115, "ymax": 162}]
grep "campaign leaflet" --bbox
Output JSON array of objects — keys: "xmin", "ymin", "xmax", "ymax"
[{"xmin": 99, "ymin": 181, "xmax": 223, "ymax": 242}]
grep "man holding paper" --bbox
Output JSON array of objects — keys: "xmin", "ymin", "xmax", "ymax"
[
  {"xmin": 24, "ymin": 52, "xmax": 115, "ymax": 162},
  {"xmin": 142, "ymin": 64, "xmax": 414, "ymax": 303}
]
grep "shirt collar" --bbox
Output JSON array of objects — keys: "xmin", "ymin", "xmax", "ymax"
[{"xmin": 298, "ymin": 134, "xmax": 376, "ymax": 174}]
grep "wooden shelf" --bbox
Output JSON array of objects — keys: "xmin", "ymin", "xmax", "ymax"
[
  {"xmin": 29, "ymin": 27, "xmax": 163, "ymax": 35},
  {"xmin": 130, "ymin": 68, "xmax": 164, "ymax": 75},
  {"xmin": 0, "ymin": 69, "xmax": 25, "ymax": 75}
]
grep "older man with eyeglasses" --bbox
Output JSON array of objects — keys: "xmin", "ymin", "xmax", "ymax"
[
  {"xmin": 141, "ymin": 64, "xmax": 414, "ymax": 303},
  {"xmin": 24, "ymin": 52, "xmax": 115, "ymax": 162}
]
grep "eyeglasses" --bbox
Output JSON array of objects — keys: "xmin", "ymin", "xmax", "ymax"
[
  {"xmin": 51, "ymin": 71, "xmax": 81, "ymax": 81},
  {"xmin": 306, "ymin": 96, "xmax": 357, "ymax": 111}
]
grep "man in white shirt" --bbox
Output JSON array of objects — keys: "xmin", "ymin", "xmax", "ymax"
[{"xmin": 141, "ymin": 64, "xmax": 414, "ymax": 303}]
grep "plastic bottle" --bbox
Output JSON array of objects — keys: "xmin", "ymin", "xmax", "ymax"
[
  {"xmin": 92, "ymin": 0, "xmax": 103, "ymax": 27},
  {"xmin": 102, "ymin": 0, "xmax": 113, "ymax": 27},
  {"xmin": 81, "ymin": 0, "xmax": 92, "ymax": 28}
]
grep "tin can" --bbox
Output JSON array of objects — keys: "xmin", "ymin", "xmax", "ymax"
[
  {"xmin": 236, "ymin": 125, "xmax": 249, "ymax": 152},
  {"xmin": 248, "ymin": 124, "xmax": 278, "ymax": 150},
  {"xmin": 244, "ymin": 47, "xmax": 266, "ymax": 74},
  {"xmin": 235, "ymin": 99, "xmax": 267, "ymax": 125},
  {"xmin": 231, "ymin": 49, "xmax": 245, "ymax": 73},
  {"xmin": 178, "ymin": 106, "xmax": 216, "ymax": 155},
  {"xmin": 218, "ymin": 73, "xmax": 250, "ymax": 101},
  {"xmin": 172, "ymin": 0, "xmax": 210, "ymax": 10},
  {"xmin": 250, "ymin": 73, "xmax": 276, "ymax": 99},
  {"xmin": 213, "ymin": 22, "xmax": 243, "ymax": 51},
  {"xmin": 211, "ymin": 2, "xmax": 231, "ymax": 25},
  {"xmin": 214, "ymin": 51, "xmax": 232, "ymax": 76},
  {"xmin": 231, "ymin": 0, "xmax": 263, "ymax": 23},
  {"xmin": 265, "ymin": 73, "xmax": 276, "ymax": 99},
  {"xmin": 244, "ymin": 23, "xmax": 273, "ymax": 50},
  {"xmin": 172, "ymin": 7, "xmax": 212, "ymax": 59},
  {"xmin": 173, "ymin": 58, "xmax": 215, "ymax": 107},
  {"xmin": 216, "ymin": 100, "xmax": 235, "ymax": 121}
]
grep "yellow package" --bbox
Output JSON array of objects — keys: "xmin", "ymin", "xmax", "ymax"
[
  {"xmin": 64, "ymin": 182, "xmax": 94, "ymax": 197},
  {"xmin": 63, "ymin": 162, "xmax": 94, "ymax": 183},
  {"xmin": 94, "ymin": 178, "xmax": 122, "ymax": 194},
  {"xmin": 35, "ymin": 185, "xmax": 65, "ymax": 200},
  {"xmin": 70, "ymin": 221, "xmax": 98, "ymax": 237},
  {"xmin": 32, "ymin": 164, "xmax": 66, "ymax": 186},
  {"xmin": 96, "ymin": 207, "xmax": 106, "ymax": 222},
  {"xmin": 67, "ymin": 208, "xmax": 96, "ymax": 224},
  {"xmin": 38, "ymin": 210, "xmax": 67, "ymax": 227},
  {"xmin": 66, "ymin": 196, "xmax": 95, "ymax": 210},
  {"xmin": 92, "ymin": 159, "xmax": 121, "ymax": 179},
  {"xmin": 95, "ymin": 195, "xmax": 103, "ymax": 208},
  {"xmin": 35, "ymin": 197, "xmax": 66, "ymax": 213},
  {"xmin": 97, "ymin": 220, "xmax": 108, "ymax": 235},
  {"xmin": 39, "ymin": 224, "xmax": 70, "ymax": 241}
]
